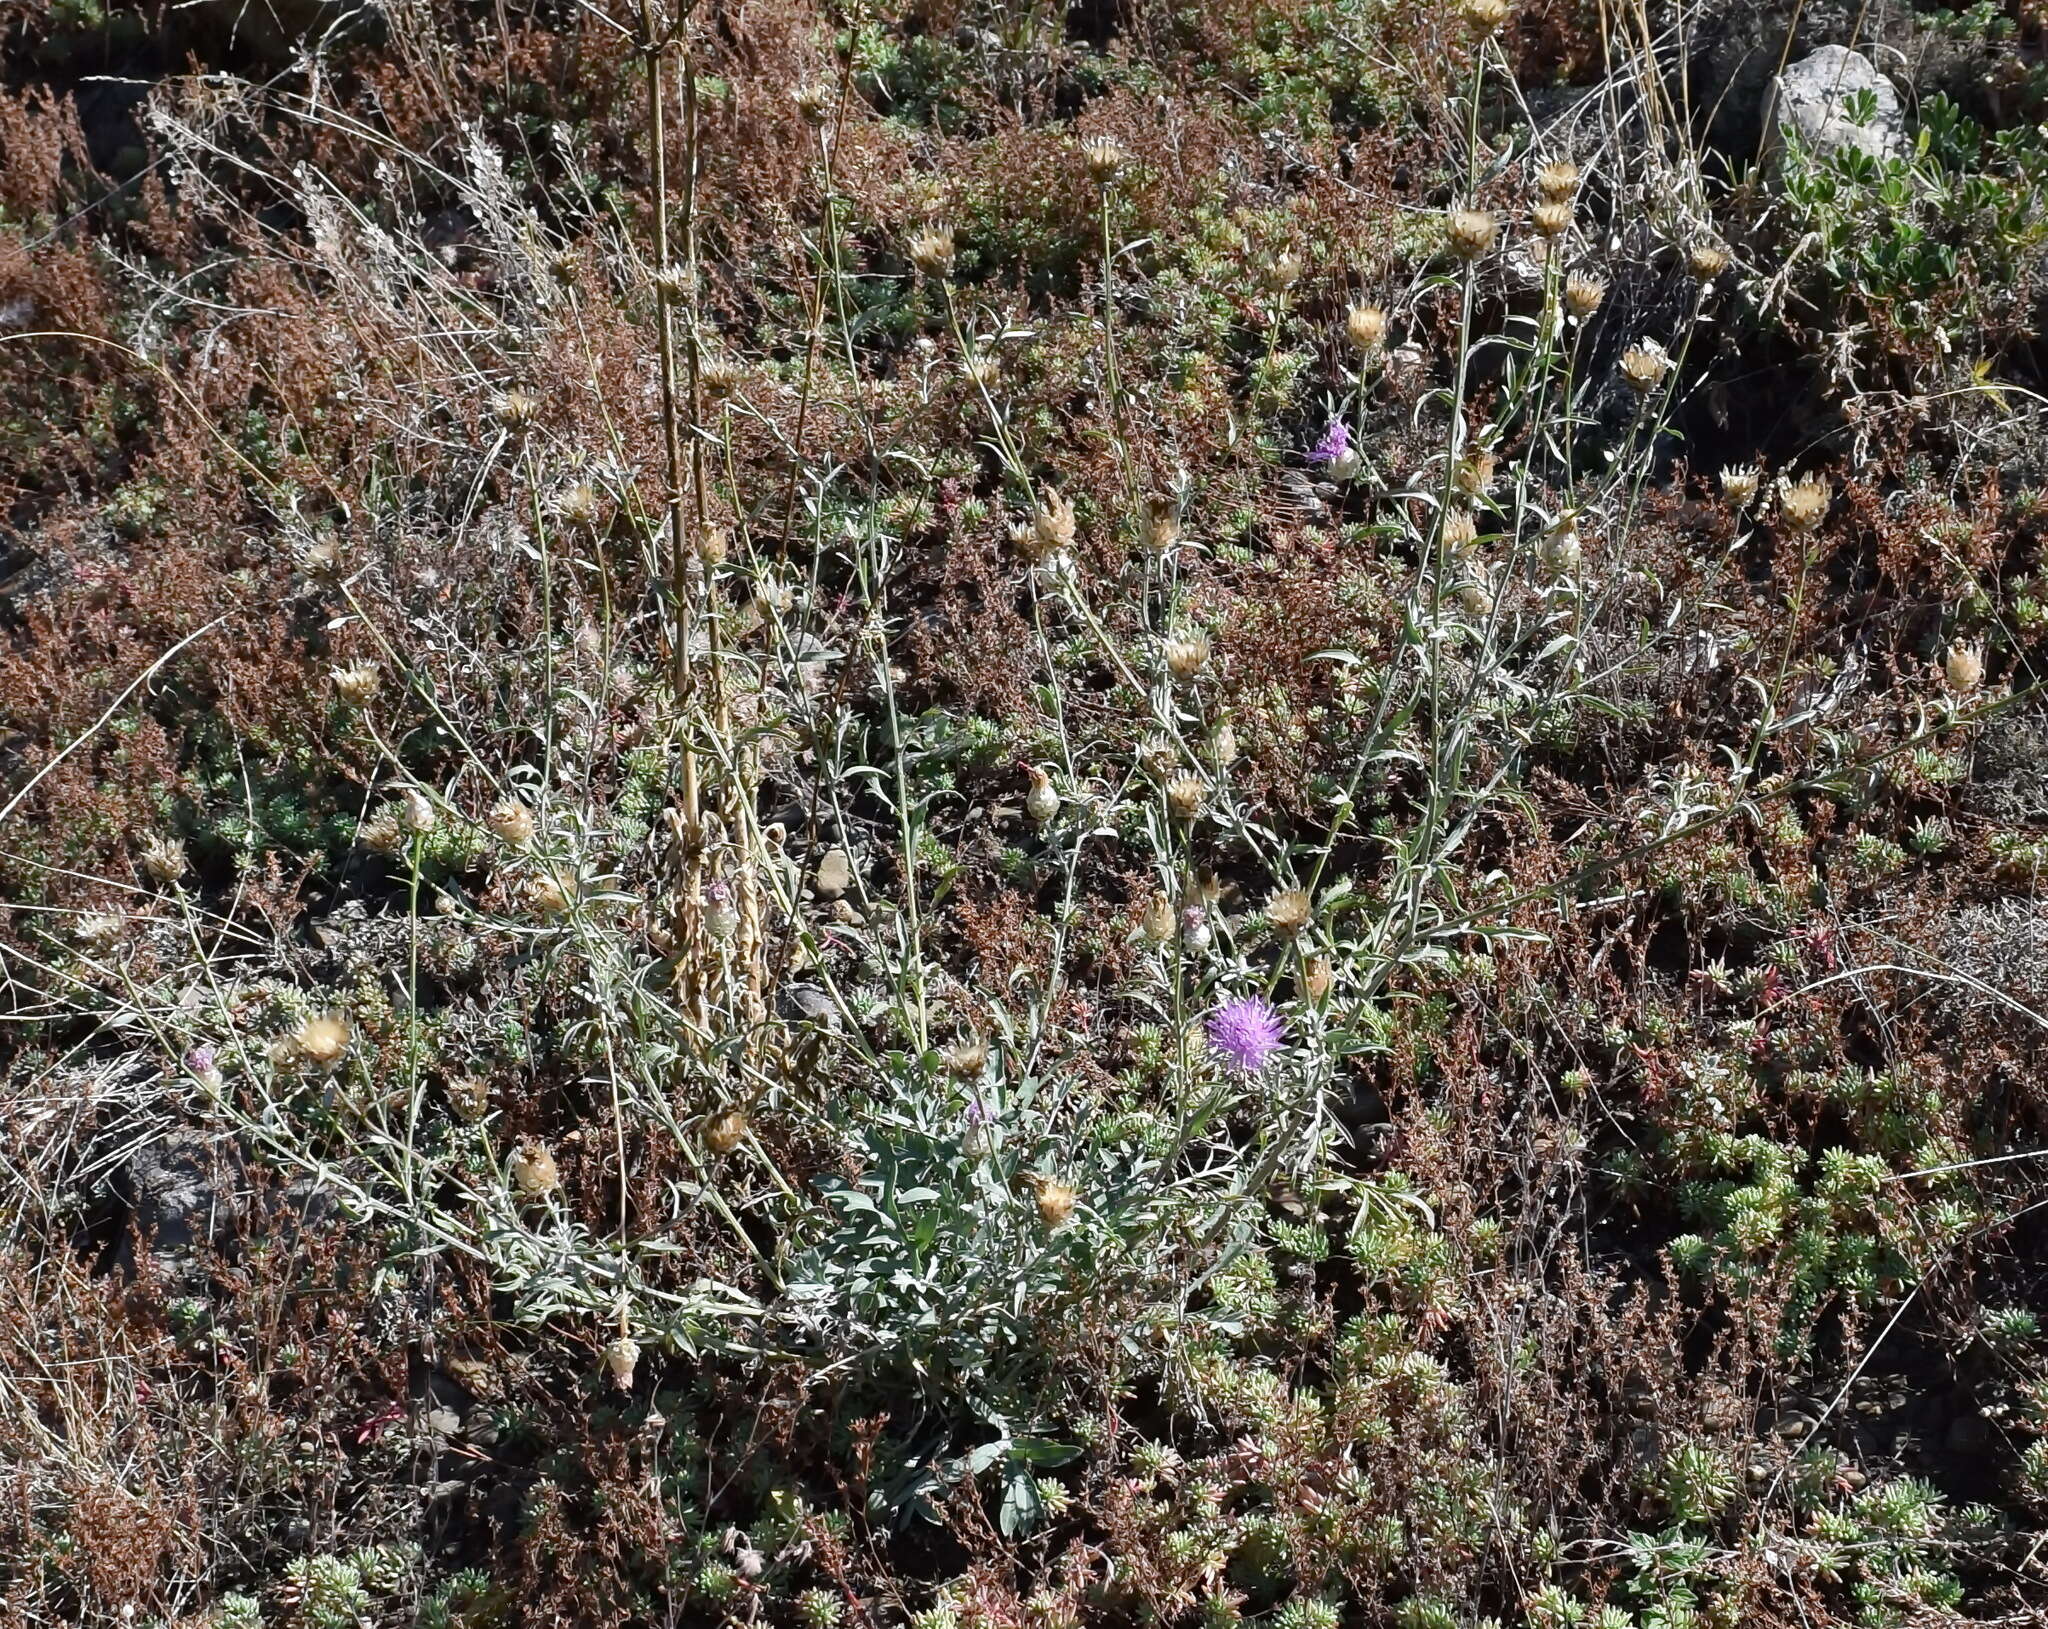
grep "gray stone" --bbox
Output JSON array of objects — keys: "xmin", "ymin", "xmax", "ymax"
[{"xmin": 1770, "ymin": 46, "xmax": 1905, "ymax": 164}]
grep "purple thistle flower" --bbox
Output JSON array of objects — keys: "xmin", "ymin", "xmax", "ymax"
[
  {"xmin": 1206, "ymin": 995, "xmax": 1287, "ymax": 1075},
  {"xmin": 1308, "ymin": 418, "xmax": 1352, "ymax": 468},
  {"xmin": 184, "ymin": 1044, "xmax": 215, "ymax": 1075}
]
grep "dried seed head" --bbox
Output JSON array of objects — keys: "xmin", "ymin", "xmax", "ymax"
[
  {"xmin": 1166, "ymin": 774, "xmax": 1208, "ymax": 821},
  {"xmin": 488, "ymin": 799, "xmax": 537, "ymax": 850},
  {"xmin": 1535, "ymin": 160, "xmax": 1579, "ymax": 202},
  {"xmin": 291, "ymin": 1012, "xmax": 352, "ymax": 1069},
  {"xmin": 1210, "ymin": 719, "xmax": 1238, "ymax": 767},
  {"xmin": 1779, "ymin": 474, "xmax": 1830, "ymax": 533},
  {"xmin": 705, "ymin": 1109, "xmax": 748, "ymax": 1155},
  {"xmin": 447, "ymin": 1076, "xmax": 489, "ymax": 1122},
  {"xmin": 651, "ymin": 263, "xmax": 693, "ymax": 302},
  {"xmin": 396, "ymin": 786, "xmax": 437, "ymax": 835},
  {"xmin": 547, "ymin": 250, "xmax": 581, "ymax": 286},
  {"xmin": 554, "ymin": 481, "xmax": 602, "ymax": 529},
  {"xmin": 1163, "ymin": 628, "xmax": 1211, "ymax": 682},
  {"xmin": 511, "ymin": 1141, "xmax": 560, "ymax": 1198},
  {"xmin": 1563, "ymin": 270, "xmax": 1606, "ymax": 318},
  {"xmin": 1082, "ymin": 135, "xmax": 1129, "ymax": 185},
  {"xmin": 1445, "ymin": 209, "xmax": 1498, "ymax": 261},
  {"xmin": 1024, "ymin": 766, "xmax": 1060, "ymax": 825},
  {"xmin": 1139, "ymin": 734, "xmax": 1180, "ymax": 782},
  {"xmin": 963, "ymin": 354, "xmax": 1000, "ymax": 392},
  {"xmin": 1143, "ymin": 495, "xmax": 1180, "ymax": 553},
  {"xmin": 814, "ymin": 848, "xmax": 853, "ymax": 899},
  {"xmin": 140, "ymin": 837, "xmax": 187, "ymax": 886},
  {"xmin": 907, "ymin": 223, "xmax": 956, "ymax": 279},
  {"xmin": 1462, "ymin": 0, "xmax": 1513, "ymax": 35},
  {"xmin": 1344, "ymin": 302, "xmax": 1389, "ymax": 354},
  {"xmin": 1720, "ymin": 464, "xmax": 1762, "ymax": 509},
  {"xmin": 1266, "ymin": 887, "xmax": 1312, "ymax": 937},
  {"xmin": 73, "ymin": 911, "xmax": 124, "ymax": 953},
  {"xmin": 1302, "ymin": 954, "xmax": 1334, "ymax": 1002},
  {"xmin": 1531, "ymin": 200, "xmax": 1572, "ymax": 239},
  {"xmin": 1442, "ymin": 509, "xmax": 1480, "ymax": 554},
  {"xmin": 700, "ymin": 353, "xmax": 745, "ymax": 399},
  {"xmin": 1619, "ymin": 340, "xmax": 1672, "ymax": 395},
  {"xmin": 1260, "ymin": 251, "xmax": 1303, "ymax": 293},
  {"xmin": 1687, "ymin": 241, "xmax": 1731, "ymax": 281},
  {"xmin": 1540, "ymin": 514, "xmax": 1584, "ymax": 577},
  {"xmin": 357, "ymin": 814, "xmax": 404, "ymax": 855},
  {"xmin": 944, "ymin": 1033, "xmax": 989, "ymax": 1078},
  {"xmin": 1944, "ymin": 642, "xmax": 1985, "ymax": 693},
  {"xmin": 1457, "ymin": 574, "xmax": 1495, "ymax": 618},
  {"xmin": 298, "ymin": 535, "xmax": 345, "ymax": 579},
  {"xmin": 330, "ymin": 661, "xmax": 382, "ymax": 706},
  {"xmin": 695, "ymin": 526, "xmax": 730, "ymax": 566},
  {"xmin": 793, "ymin": 83, "xmax": 833, "ymax": 126},
  {"xmin": 528, "ymin": 867, "xmax": 576, "ymax": 918},
  {"xmin": 1013, "ymin": 489, "xmax": 1076, "ymax": 565},
  {"xmin": 1140, "ymin": 891, "xmax": 1176, "ymax": 943},
  {"xmin": 1455, "ymin": 450, "xmax": 1498, "ymax": 498},
  {"xmin": 1035, "ymin": 1179, "xmax": 1078, "ymax": 1229},
  {"xmin": 491, "ymin": 388, "xmax": 540, "ymax": 430},
  {"xmin": 604, "ymin": 1336, "xmax": 641, "ymax": 1388}
]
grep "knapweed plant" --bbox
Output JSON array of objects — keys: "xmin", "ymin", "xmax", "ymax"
[{"xmin": 4, "ymin": 0, "xmax": 2047, "ymax": 1624}]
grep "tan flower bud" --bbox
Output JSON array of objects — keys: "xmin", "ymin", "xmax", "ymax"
[
  {"xmin": 1024, "ymin": 766, "xmax": 1060, "ymax": 825},
  {"xmin": 1779, "ymin": 474, "xmax": 1830, "ymax": 534},
  {"xmin": 907, "ymin": 224, "xmax": 956, "ymax": 280},
  {"xmin": 1266, "ymin": 887, "xmax": 1312, "ymax": 937},
  {"xmin": 1260, "ymin": 251, "xmax": 1303, "ymax": 293},
  {"xmin": 140, "ymin": 837, "xmax": 187, "ymax": 886},
  {"xmin": 1082, "ymin": 136, "xmax": 1129, "ymax": 185},
  {"xmin": 699, "ymin": 353, "xmax": 745, "ymax": 400},
  {"xmin": 1531, "ymin": 201, "xmax": 1572, "ymax": 239},
  {"xmin": 511, "ymin": 1141, "xmax": 560, "ymax": 1198},
  {"xmin": 1944, "ymin": 642, "xmax": 1984, "ymax": 693},
  {"xmin": 1563, "ymin": 270, "xmax": 1606, "ymax": 318},
  {"xmin": 705, "ymin": 1109, "xmax": 748, "ymax": 1155},
  {"xmin": 1140, "ymin": 891, "xmax": 1176, "ymax": 943},
  {"xmin": 330, "ymin": 661, "xmax": 382, "ymax": 706},
  {"xmin": 944, "ymin": 1033, "xmax": 989, "ymax": 1078},
  {"xmin": 1535, "ymin": 160, "xmax": 1579, "ymax": 202},
  {"xmin": 291, "ymin": 1012, "xmax": 352, "ymax": 1069},
  {"xmin": 1687, "ymin": 241, "xmax": 1730, "ymax": 281},
  {"xmin": 1035, "ymin": 1179, "xmax": 1078, "ymax": 1229},
  {"xmin": 491, "ymin": 388, "xmax": 540, "ymax": 430},
  {"xmin": 1345, "ymin": 302, "xmax": 1388, "ymax": 353},
  {"xmin": 488, "ymin": 799, "xmax": 536, "ymax": 850},
  {"xmin": 1463, "ymin": 0, "xmax": 1513, "ymax": 36},
  {"xmin": 1720, "ymin": 465, "xmax": 1762, "ymax": 510},
  {"xmin": 1301, "ymin": 955, "xmax": 1334, "ymax": 1002},
  {"xmin": 1619, "ymin": 340, "xmax": 1672, "ymax": 396},
  {"xmin": 1446, "ymin": 210, "xmax": 1498, "ymax": 261},
  {"xmin": 1163, "ymin": 628, "xmax": 1211, "ymax": 682},
  {"xmin": 604, "ymin": 1336, "xmax": 641, "ymax": 1388},
  {"xmin": 793, "ymin": 83, "xmax": 832, "ymax": 127},
  {"xmin": 1166, "ymin": 775, "xmax": 1208, "ymax": 821}
]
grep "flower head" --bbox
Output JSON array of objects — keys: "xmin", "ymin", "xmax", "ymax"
[
  {"xmin": 1206, "ymin": 995, "xmax": 1287, "ymax": 1075},
  {"xmin": 1309, "ymin": 418, "xmax": 1352, "ymax": 468}
]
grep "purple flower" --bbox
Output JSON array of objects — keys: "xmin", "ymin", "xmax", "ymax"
[
  {"xmin": 1206, "ymin": 995, "xmax": 1287, "ymax": 1075},
  {"xmin": 184, "ymin": 1044, "xmax": 215, "ymax": 1076},
  {"xmin": 1308, "ymin": 418, "xmax": 1352, "ymax": 467}
]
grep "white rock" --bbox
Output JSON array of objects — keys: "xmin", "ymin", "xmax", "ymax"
[{"xmin": 1770, "ymin": 45, "xmax": 1904, "ymax": 164}]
